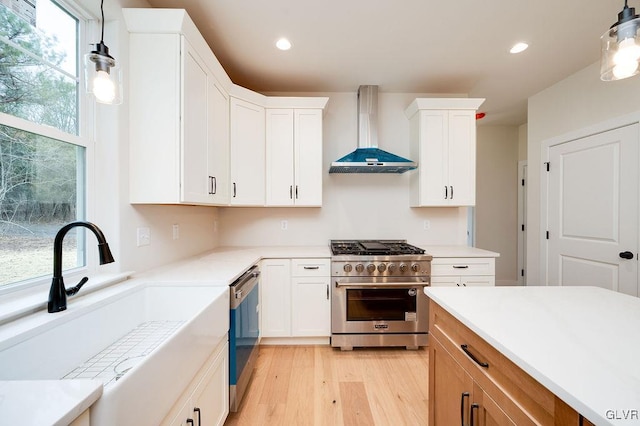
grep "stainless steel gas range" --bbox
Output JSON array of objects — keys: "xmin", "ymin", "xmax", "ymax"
[{"xmin": 330, "ymin": 240, "xmax": 432, "ymax": 350}]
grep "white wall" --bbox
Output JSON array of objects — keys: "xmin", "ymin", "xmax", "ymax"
[
  {"xmin": 475, "ymin": 126, "xmax": 519, "ymax": 285},
  {"xmin": 87, "ymin": 0, "xmax": 220, "ymax": 275},
  {"xmin": 527, "ymin": 61, "xmax": 640, "ymax": 285},
  {"xmin": 218, "ymin": 92, "xmax": 471, "ymax": 247}
]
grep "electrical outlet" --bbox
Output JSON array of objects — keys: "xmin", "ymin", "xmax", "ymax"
[
  {"xmin": 172, "ymin": 224, "xmax": 179, "ymax": 240},
  {"xmin": 281, "ymin": 220, "xmax": 288, "ymax": 230},
  {"xmin": 423, "ymin": 220, "xmax": 431, "ymax": 230},
  {"xmin": 137, "ymin": 227, "xmax": 150, "ymax": 247}
]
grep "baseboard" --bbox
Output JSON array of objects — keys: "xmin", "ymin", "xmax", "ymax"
[{"xmin": 260, "ymin": 336, "xmax": 330, "ymax": 346}]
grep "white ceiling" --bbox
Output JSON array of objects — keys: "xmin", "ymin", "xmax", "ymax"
[{"xmin": 145, "ymin": 0, "xmax": 620, "ymax": 125}]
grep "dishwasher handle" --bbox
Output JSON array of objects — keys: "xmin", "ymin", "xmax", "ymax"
[{"xmin": 230, "ymin": 265, "xmax": 259, "ymax": 308}]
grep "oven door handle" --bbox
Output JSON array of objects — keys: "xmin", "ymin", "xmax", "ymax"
[{"xmin": 335, "ymin": 281, "xmax": 430, "ymax": 288}]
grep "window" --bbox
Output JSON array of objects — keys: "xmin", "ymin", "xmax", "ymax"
[{"xmin": 0, "ymin": 0, "xmax": 88, "ymax": 289}]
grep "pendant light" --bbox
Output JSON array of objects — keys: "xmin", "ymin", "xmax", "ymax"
[
  {"xmin": 85, "ymin": 0, "xmax": 122, "ymax": 104},
  {"xmin": 601, "ymin": 0, "xmax": 640, "ymax": 81}
]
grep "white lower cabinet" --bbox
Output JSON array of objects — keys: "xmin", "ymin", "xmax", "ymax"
[
  {"xmin": 163, "ymin": 340, "xmax": 229, "ymax": 426},
  {"xmin": 260, "ymin": 258, "xmax": 330, "ymax": 341},
  {"xmin": 431, "ymin": 257, "xmax": 495, "ymax": 287}
]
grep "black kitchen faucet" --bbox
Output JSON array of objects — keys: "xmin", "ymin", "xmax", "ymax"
[{"xmin": 48, "ymin": 221, "xmax": 115, "ymax": 313}]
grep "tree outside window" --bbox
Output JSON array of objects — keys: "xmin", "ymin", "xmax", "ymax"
[{"xmin": 0, "ymin": 1, "xmax": 86, "ymax": 287}]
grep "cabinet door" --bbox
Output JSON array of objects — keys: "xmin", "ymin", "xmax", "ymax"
[
  {"xmin": 181, "ymin": 39, "xmax": 210, "ymax": 204},
  {"xmin": 447, "ymin": 110, "xmax": 476, "ymax": 206},
  {"xmin": 416, "ymin": 110, "xmax": 448, "ymax": 206},
  {"xmin": 294, "ymin": 109, "xmax": 323, "ymax": 206},
  {"xmin": 192, "ymin": 342, "xmax": 229, "ymax": 426},
  {"xmin": 429, "ymin": 336, "xmax": 475, "ymax": 426},
  {"xmin": 230, "ymin": 97, "xmax": 265, "ymax": 205},
  {"xmin": 431, "ymin": 276, "xmax": 461, "ymax": 287},
  {"xmin": 266, "ymin": 109, "xmax": 295, "ymax": 206},
  {"xmin": 472, "ymin": 384, "xmax": 517, "ymax": 426},
  {"xmin": 208, "ymin": 78, "xmax": 230, "ymax": 205},
  {"xmin": 462, "ymin": 276, "xmax": 495, "ymax": 287},
  {"xmin": 291, "ymin": 276, "xmax": 330, "ymax": 336},
  {"xmin": 260, "ymin": 259, "xmax": 291, "ymax": 337}
]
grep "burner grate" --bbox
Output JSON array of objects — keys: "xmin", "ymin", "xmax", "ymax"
[{"xmin": 330, "ymin": 240, "xmax": 425, "ymax": 256}]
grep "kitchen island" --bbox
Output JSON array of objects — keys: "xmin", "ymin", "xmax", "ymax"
[{"xmin": 425, "ymin": 286, "xmax": 640, "ymax": 425}]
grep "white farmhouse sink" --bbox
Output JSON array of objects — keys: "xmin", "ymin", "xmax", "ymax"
[{"xmin": 0, "ymin": 281, "xmax": 230, "ymax": 426}]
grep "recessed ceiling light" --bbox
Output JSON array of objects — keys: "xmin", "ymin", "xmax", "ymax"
[
  {"xmin": 276, "ymin": 38, "xmax": 292, "ymax": 51},
  {"xmin": 510, "ymin": 42, "xmax": 529, "ymax": 54}
]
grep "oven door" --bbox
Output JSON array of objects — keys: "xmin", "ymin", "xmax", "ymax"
[{"xmin": 331, "ymin": 276, "xmax": 429, "ymax": 334}]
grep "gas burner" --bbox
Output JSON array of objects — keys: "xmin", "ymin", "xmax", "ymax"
[{"xmin": 330, "ymin": 239, "xmax": 425, "ymax": 256}]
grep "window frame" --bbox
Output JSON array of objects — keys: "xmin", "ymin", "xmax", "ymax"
[{"xmin": 0, "ymin": 0, "xmax": 98, "ymax": 296}]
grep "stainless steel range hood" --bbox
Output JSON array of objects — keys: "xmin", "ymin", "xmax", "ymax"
[{"xmin": 329, "ymin": 85, "xmax": 417, "ymax": 174}]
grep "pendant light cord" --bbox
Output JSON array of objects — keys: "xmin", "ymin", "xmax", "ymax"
[{"xmin": 100, "ymin": 0, "xmax": 105, "ymax": 43}]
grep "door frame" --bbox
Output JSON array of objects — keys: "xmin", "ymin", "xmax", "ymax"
[
  {"xmin": 540, "ymin": 111, "xmax": 640, "ymax": 288},
  {"xmin": 517, "ymin": 160, "xmax": 527, "ymax": 286}
]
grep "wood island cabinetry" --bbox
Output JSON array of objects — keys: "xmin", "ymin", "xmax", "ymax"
[{"xmin": 428, "ymin": 300, "xmax": 595, "ymax": 426}]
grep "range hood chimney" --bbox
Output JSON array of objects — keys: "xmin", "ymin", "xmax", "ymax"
[{"xmin": 329, "ymin": 85, "xmax": 417, "ymax": 174}]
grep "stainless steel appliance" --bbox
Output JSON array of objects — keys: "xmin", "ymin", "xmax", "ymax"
[
  {"xmin": 330, "ymin": 240, "xmax": 432, "ymax": 350},
  {"xmin": 229, "ymin": 265, "xmax": 260, "ymax": 411}
]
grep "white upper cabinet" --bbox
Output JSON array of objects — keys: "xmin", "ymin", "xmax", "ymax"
[
  {"xmin": 125, "ymin": 9, "xmax": 231, "ymax": 206},
  {"xmin": 405, "ymin": 98, "xmax": 484, "ymax": 207},
  {"xmin": 230, "ymin": 97, "xmax": 265, "ymax": 206},
  {"xmin": 265, "ymin": 101, "xmax": 327, "ymax": 207},
  {"xmin": 208, "ymin": 79, "xmax": 231, "ymax": 205}
]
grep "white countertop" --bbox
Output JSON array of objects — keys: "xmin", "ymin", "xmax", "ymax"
[
  {"xmin": 424, "ymin": 286, "xmax": 640, "ymax": 425},
  {"xmin": 133, "ymin": 245, "xmax": 331, "ymax": 284},
  {"xmin": 0, "ymin": 380, "xmax": 102, "ymax": 426},
  {"xmin": 418, "ymin": 245, "xmax": 499, "ymax": 258}
]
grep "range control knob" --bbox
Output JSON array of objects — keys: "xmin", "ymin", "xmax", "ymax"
[
  {"xmin": 355, "ymin": 264, "xmax": 365, "ymax": 273},
  {"xmin": 387, "ymin": 263, "xmax": 397, "ymax": 273},
  {"xmin": 366, "ymin": 264, "xmax": 376, "ymax": 273},
  {"xmin": 411, "ymin": 263, "xmax": 420, "ymax": 272},
  {"xmin": 343, "ymin": 264, "xmax": 353, "ymax": 273},
  {"xmin": 377, "ymin": 263, "xmax": 386, "ymax": 273},
  {"xmin": 399, "ymin": 263, "xmax": 408, "ymax": 273}
]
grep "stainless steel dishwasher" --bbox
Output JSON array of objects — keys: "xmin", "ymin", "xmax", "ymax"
[{"xmin": 229, "ymin": 264, "xmax": 260, "ymax": 412}]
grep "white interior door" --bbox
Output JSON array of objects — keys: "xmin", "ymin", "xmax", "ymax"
[{"xmin": 546, "ymin": 124, "xmax": 639, "ymax": 296}]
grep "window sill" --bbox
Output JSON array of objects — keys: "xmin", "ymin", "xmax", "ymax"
[{"xmin": 0, "ymin": 272, "xmax": 132, "ymax": 325}]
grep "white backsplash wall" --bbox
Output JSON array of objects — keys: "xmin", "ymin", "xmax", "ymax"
[{"xmin": 218, "ymin": 92, "xmax": 470, "ymax": 247}]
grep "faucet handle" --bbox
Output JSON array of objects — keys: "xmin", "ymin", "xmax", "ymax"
[{"xmin": 66, "ymin": 277, "xmax": 89, "ymax": 296}]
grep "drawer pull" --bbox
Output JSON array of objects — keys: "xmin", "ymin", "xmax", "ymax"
[
  {"xmin": 303, "ymin": 266, "xmax": 320, "ymax": 270},
  {"xmin": 460, "ymin": 392, "xmax": 469, "ymax": 426},
  {"xmin": 453, "ymin": 265, "xmax": 470, "ymax": 269},
  {"xmin": 194, "ymin": 407, "xmax": 201, "ymax": 426},
  {"xmin": 461, "ymin": 344, "xmax": 489, "ymax": 368}
]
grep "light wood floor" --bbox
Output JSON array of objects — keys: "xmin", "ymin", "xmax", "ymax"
[{"xmin": 224, "ymin": 345, "xmax": 429, "ymax": 426}]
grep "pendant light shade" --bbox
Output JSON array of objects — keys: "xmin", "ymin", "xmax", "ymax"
[
  {"xmin": 85, "ymin": 0, "xmax": 122, "ymax": 104},
  {"xmin": 601, "ymin": 0, "xmax": 640, "ymax": 81}
]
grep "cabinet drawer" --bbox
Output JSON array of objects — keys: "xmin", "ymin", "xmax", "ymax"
[
  {"xmin": 429, "ymin": 301, "xmax": 554, "ymax": 425},
  {"xmin": 291, "ymin": 258, "xmax": 330, "ymax": 277},
  {"xmin": 431, "ymin": 257, "xmax": 494, "ymax": 276}
]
